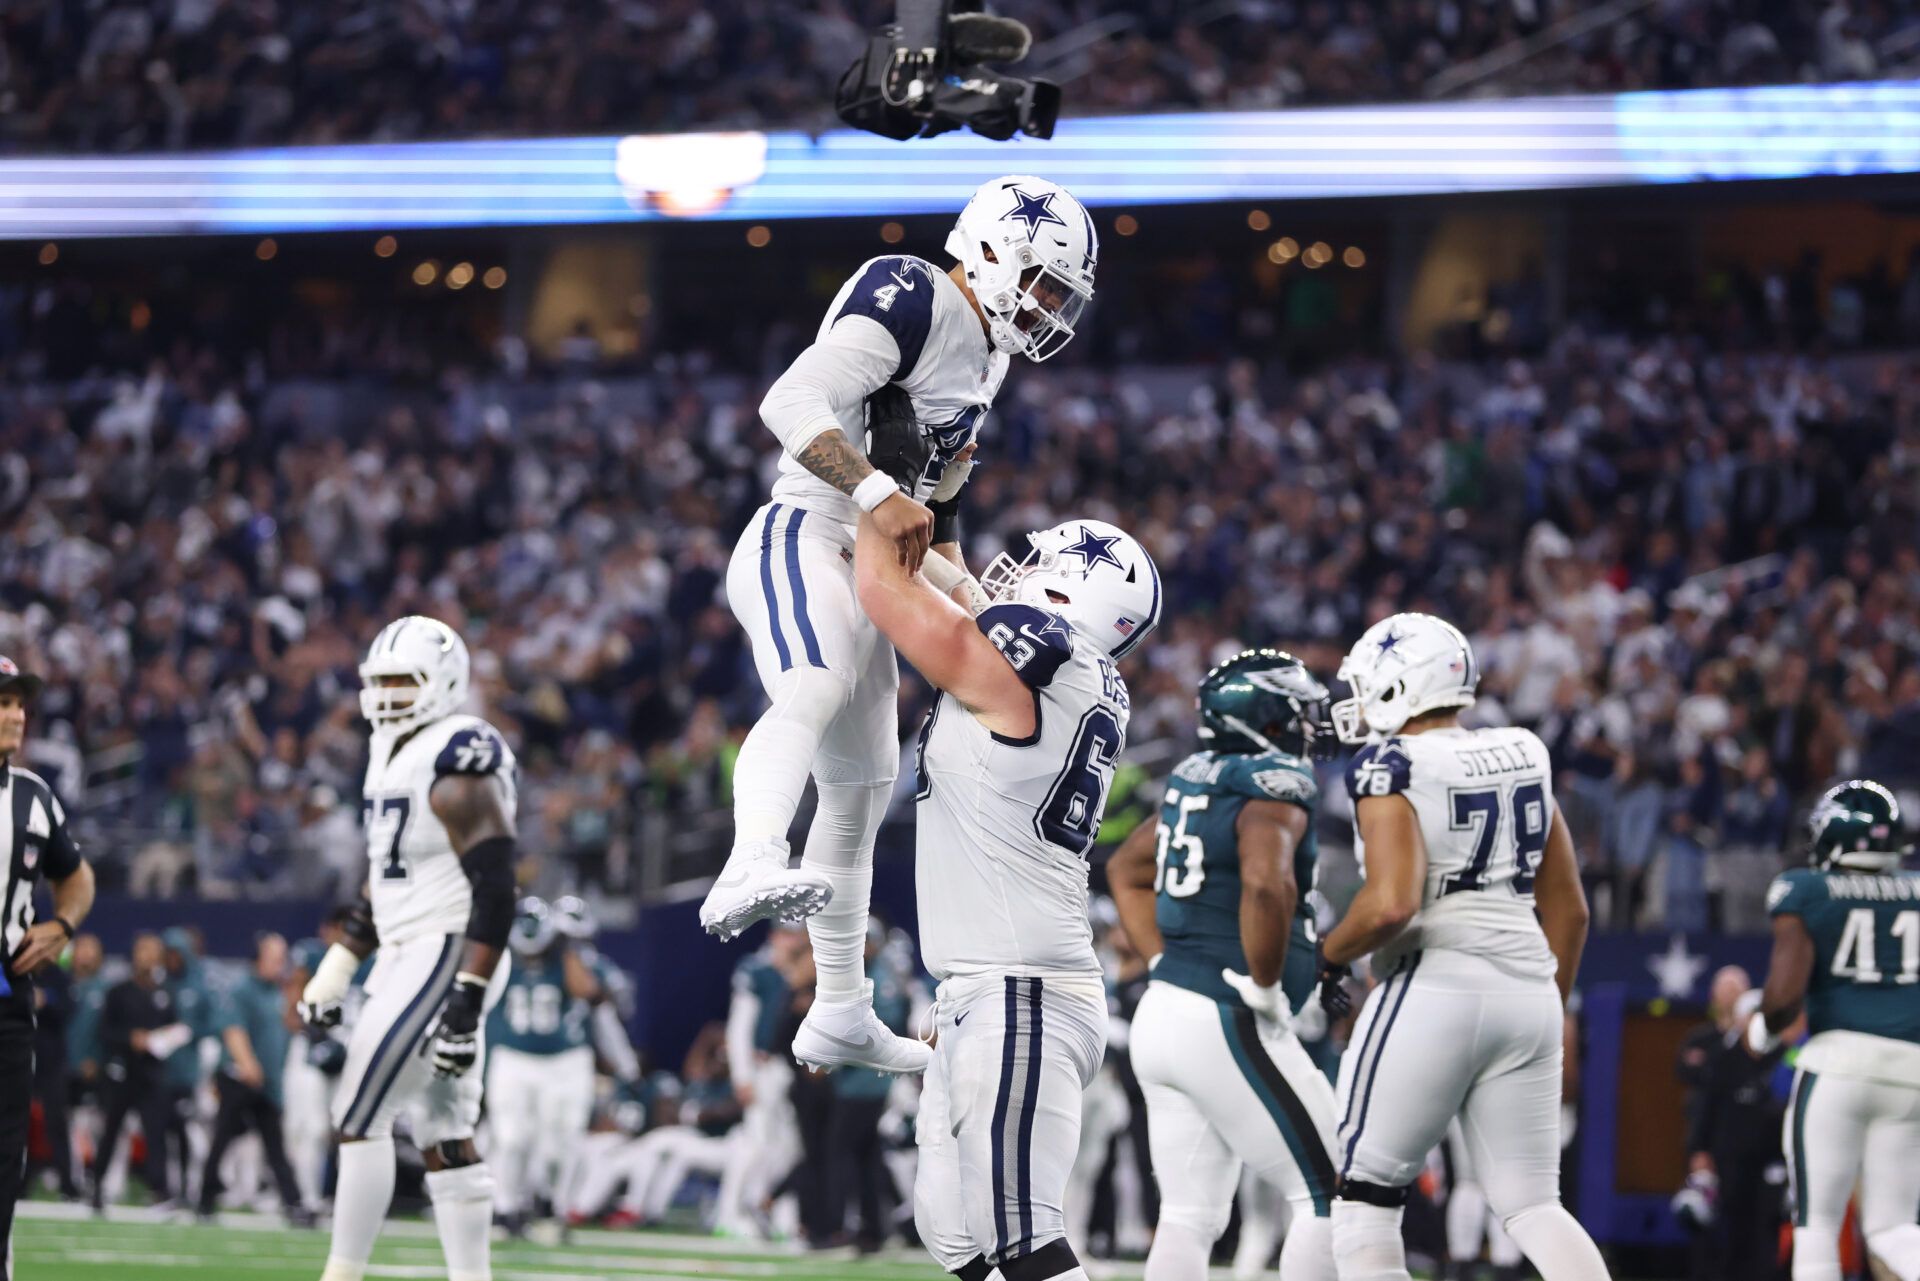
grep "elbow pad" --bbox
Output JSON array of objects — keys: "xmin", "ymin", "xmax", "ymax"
[{"xmin": 461, "ymin": 835, "xmax": 518, "ymax": 949}]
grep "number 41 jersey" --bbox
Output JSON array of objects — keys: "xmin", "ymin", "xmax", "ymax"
[
  {"xmin": 914, "ymin": 603, "xmax": 1129, "ymax": 982},
  {"xmin": 1767, "ymin": 866, "xmax": 1920, "ymax": 1070},
  {"xmin": 362, "ymin": 714, "xmax": 519, "ymax": 946},
  {"xmin": 1345, "ymin": 725, "xmax": 1555, "ymax": 981}
]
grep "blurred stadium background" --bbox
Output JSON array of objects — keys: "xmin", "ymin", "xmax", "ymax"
[{"xmin": 4, "ymin": 2, "xmax": 1920, "ymax": 1278}]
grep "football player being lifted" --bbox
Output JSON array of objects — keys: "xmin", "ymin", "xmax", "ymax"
[
  {"xmin": 700, "ymin": 174, "xmax": 1100, "ymax": 1076},
  {"xmin": 1751, "ymin": 780, "xmax": 1920, "ymax": 1281},
  {"xmin": 300, "ymin": 617, "xmax": 519, "ymax": 1281},
  {"xmin": 1108, "ymin": 650, "xmax": 1343, "ymax": 1280},
  {"xmin": 1320, "ymin": 614, "xmax": 1607, "ymax": 1281}
]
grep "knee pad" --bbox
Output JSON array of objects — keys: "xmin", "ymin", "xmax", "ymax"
[
  {"xmin": 425, "ymin": 1161, "xmax": 494, "ymax": 1206},
  {"xmin": 1865, "ymin": 1224, "xmax": 1920, "ymax": 1281},
  {"xmin": 1157, "ymin": 1196, "xmax": 1233, "ymax": 1244},
  {"xmin": 768, "ymin": 665, "xmax": 856, "ymax": 732},
  {"xmin": 915, "ymin": 1179, "xmax": 978, "ymax": 1273},
  {"xmin": 1331, "ymin": 1200, "xmax": 1408, "ymax": 1280}
]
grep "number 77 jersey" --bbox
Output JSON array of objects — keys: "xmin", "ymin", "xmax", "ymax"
[
  {"xmin": 363, "ymin": 714, "xmax": 519, "ymax": 947},
  {"xmin": 913, "ymin": 602, "xmax": 1129, "ymax": 982},
  {"xmin": 1345, "ymin": 725, "xmax": 1556, "ymax": 981}
]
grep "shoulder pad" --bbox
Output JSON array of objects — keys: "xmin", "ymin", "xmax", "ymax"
[
  {"xmin": 1767, "ymin": 867, "xmax": 1824, "ymax": 917},
  {"xmin": 977, "ymin": 603, "xmax": 1074, "ymax": 690},
  {"xmin": 835, "ymin": 256, "xmax": 936, "ymax": 381},
  {"xmin": 434, "ymin": 724, "xmax": 507, "ymax": 777},
  {"xmin": 1346, "ymin": 739, "xmax": 1413, "ymax": 800},
  {"xmin": 1227, "ymin": 753, "xmax": 1319, "ymax": 807}
]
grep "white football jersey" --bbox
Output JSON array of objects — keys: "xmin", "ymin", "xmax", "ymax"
[
  {"xmin": 914, "ymin": 602, "xmax": 1127, "ymax": 981},
  {"xmin": 1345, "ymin": 725, "xmax": 1556, "ymax": 980},
  {"xmin": 362, "ymin": 714, "xmax": 518, "ymax": 946},
  {"xmin": 768, "ymin": 253, "xmax": 1009, "ymax": 529}
]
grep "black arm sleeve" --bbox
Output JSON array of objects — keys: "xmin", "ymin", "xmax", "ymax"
[
  {"xmin": 930, "ymin": 492, "xmax": 963, "ymax": 545},
  {"xmin": 460, "ymin": 835, "xmax": 517, "ymax": 949}
]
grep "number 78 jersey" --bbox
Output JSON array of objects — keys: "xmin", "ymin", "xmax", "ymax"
[
  {"xmin": 1345, "ymin": 725, "xmax": 1556, "ymax": 981},
  {"xmin": 913, "ymin": 603, "xmax": 1129, "ymax": 982},
  {"xmin": 362, "ymin": 715, "xmax": 518, "ymax": 947}
]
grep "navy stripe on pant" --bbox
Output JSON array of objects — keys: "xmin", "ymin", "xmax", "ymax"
[
  {"xmin": 757, "ymin": 506, "xmax": 793, "ymax": 671},
  {"xmin": 339, "ymin": 936, "xmax": 458, "ymax": 1138},
  {"xmin": 1340, "ymin": 953, "xmax": 1421, "ymax": 1180}
]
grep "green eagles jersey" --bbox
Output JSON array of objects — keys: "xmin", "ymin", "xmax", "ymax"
[
  {"xmin": 487, "ymin": 952, "xmax": 595, "ymax": 1056},
  {"xmin": 1769, "ymin": 866, "xmax": 1920, "ymax": 1044},
  {"xmin": 732, "ymin": 952, "xmax": 789, "ymax": 1055},
  {"xmin": 1151, "ymin": 749, "xmax": 1320, "ymax": 1010}
]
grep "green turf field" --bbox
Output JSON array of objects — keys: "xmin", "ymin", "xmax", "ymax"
[{"xmin": 15, "ymin": 1203, "xmax": 1632, "ymax": 1279}]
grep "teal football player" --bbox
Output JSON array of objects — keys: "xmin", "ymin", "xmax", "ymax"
[
  {"xmin": 485, "ymin": 898, "xmax": 606, "ymax": 1233},
  {"xmin": 1109, "ymin": 649, "xmax": 1341, "ymax": 1281},
  {"xmin": 1752, "ymin": 779, "xmax": 1920, "ymax": 1281}
]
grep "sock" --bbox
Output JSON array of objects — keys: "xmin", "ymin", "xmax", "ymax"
[
  {"xmin": 322, "ymin": 1138, "xmax": 396, "ymax": 1281},
  {"xmin": 1332, "ymin": 1200, "xmax": 1411, "ymax": 1281},
  {"xmin": 732, "ymin": 670, "xmax": 847, "ymax": 845},
  {"xmin": 1501, "ymin": 1202, "xmax": 1609, "ymax": 1281},
  {"xmin": 1488, "ymin": 1208, "xmax": 1522, "ymax": 1268},
  {"xmin": 1867, "ymin": 1225, "xmax": 1920, "ymax": 1281},
  {"xmin": 1792, "ymin": 1218, "xmax": 1844, "ymax": 1281},
  {"xmin": 1144, "ymin": 1219, "xmax": 1214, "ymax": 1281},
  {"xmin": 426, "ymin": 1163, "xmax": 497, "ymax": 1281},
  {"xmin": 1447, "ymin": 1179, "xmax": 1488, "ymax": 1263},
  {"xmin": 803, "ymin": 781, "xmax": 888, "ymax": 999},
  {"xmin": 1278, "ymin": 1209, "xmax": 1336, "ymax": 1281}
]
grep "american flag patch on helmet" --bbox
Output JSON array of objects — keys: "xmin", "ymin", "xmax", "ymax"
[{"xmin": 1115, "ymin": 617, "xmax": 1136, "ymax": 636}]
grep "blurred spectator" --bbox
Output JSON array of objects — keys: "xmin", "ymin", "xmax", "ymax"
[
  {"xmin": 0, "ymin": 1, "xmax": 1911, "ymax": 156},
  {"xmin": 91, "ymin": 932, "xmax": 189, "ymax": 1210},
  {"xmin": 196, "ymin": 933, "xmax": 310, "ymax": 1225}
]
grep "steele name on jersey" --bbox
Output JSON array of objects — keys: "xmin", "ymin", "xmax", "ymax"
[{"xmin": 1344, "ymin": 725, "xmax": 1556, "ymax": 979}]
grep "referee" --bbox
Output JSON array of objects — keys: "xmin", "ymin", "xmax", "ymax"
[{"xmin": 0, "ymin": 656, "xmax": 95, "ymax": 1278}]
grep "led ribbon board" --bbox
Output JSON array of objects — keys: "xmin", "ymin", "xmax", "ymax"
[{"xmin": 4, "ymin": 80, "xmax": 1919, "ymax": 238}]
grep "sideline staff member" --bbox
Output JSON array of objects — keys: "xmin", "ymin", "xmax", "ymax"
[{"xmin": 0, "ymin": 656, "xmax": 95, "ymax": 1278}]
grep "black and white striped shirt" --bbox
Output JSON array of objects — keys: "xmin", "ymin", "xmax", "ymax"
[{"xmin": 1, "ymin": 764, "xmax": 82, "ymax": 1000}]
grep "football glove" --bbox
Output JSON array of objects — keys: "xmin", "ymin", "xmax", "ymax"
[
  {"xmin": 1222, "ymin": 969, "xmax": 1292, "ymax": 1033},
  {"xmin": 1316, "ymin": 958, "xmax": 1354, "ymax": 1021},
  {"xmin": 298, "ymin": 943, "xmax": 361, "ymax": 1029},
  {"xmin": 864, "ymin": 384, "xmax": 930, "ymax": 496},
  {"xmin": 429, "ymin": 973, "xmax": 489, "ymax": 1078}
]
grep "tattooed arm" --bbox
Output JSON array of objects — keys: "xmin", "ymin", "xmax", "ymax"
[{"xmin": 762, "ymin": 314, "xmax": 934, "ymax": 569}]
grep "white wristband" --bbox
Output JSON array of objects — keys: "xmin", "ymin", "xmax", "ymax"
[
  {"xmin": 302, "ymin": 943, "xmax": 361, "ymax": 1007},
  {"xmin": 853, "ymin": 471, "xmax": 900, "ymax": 513}
]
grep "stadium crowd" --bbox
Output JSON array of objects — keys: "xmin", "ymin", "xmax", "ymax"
[
  {"xmin": 0, "ymin": 0, "xmax": 1911, "ymax": 154},
  {"xmin": 1, "ymin": 250, "xmax": 1916, "ymax": 936}
]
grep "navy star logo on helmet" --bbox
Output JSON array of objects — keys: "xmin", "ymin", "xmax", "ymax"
[
  {"xmin": 1061, "ymin": 525, "xmax": 1125, "ymax": 572},
  {"xmin": 1001, "ymin": 187, "xmax": 1069, "ymax": 238},
  {"xmin": 1376, "ymin": 628, "xmax": 1403, "ymax": 654}
]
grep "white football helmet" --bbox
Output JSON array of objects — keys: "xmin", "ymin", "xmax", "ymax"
[
  {"xmin": 980, "ymin": 518, "xmax": 1160, "ymax": 659},
  {"xmin": 358, "ymin": 614, "xmax": 469, "ymax": 734},
  {"xmin": 509, "ymin": 896, "xmax": 556, "ymax": 957},
  {"xmin": 947, "ymin": 174, "xmax": 1097, "ymax": 362},
  {"xmin": 1332, "ymin": 612, "xmax": 1478, "ymax": 743},
  {"xmin": 552, "ymin": 894, "xmax": 597, "ymax": 940}
]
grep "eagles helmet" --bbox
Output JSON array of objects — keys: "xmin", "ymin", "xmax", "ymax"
[
  {"xmin": 509, "ymin": 896, "xmax": 556, "ymax": 957},
  {"xmin": 980, "ymin": 518, "xmax": 1161, "ymax": 659},
  {"xmin": 1332, "ymin": 612, "xmax": 1478, "ymax": 743},
  {"xmin": 1808, "ymin": 780, "xmax": 1910, "ymax": 871},
  {"xmin": 552, "ymin": 894, "xmax": 596, "ymax": 940},
  {"xmin": 947, "ymin": 174, "xmax": 1096, "ymax": 362},
  {"xmin": 1198, "ymin": 649, "xmax": 1335, "ymax": 761},
  {"xmin": 359, "ymin": 615, "xmax": 469, "ymax": 734}
]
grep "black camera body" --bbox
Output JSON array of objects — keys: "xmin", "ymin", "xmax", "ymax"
[{"xmin": 835, "ymin": 0, "xmax": 1059, "ymax": 143}]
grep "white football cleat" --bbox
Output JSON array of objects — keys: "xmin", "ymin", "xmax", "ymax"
[
  {"xmin": 791, "ymin": 980, "xmax": 931, "ymax": 1075},
  {"xmin": 698, "ymin": 839, "xmax": 832, "ymax": 941}
]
